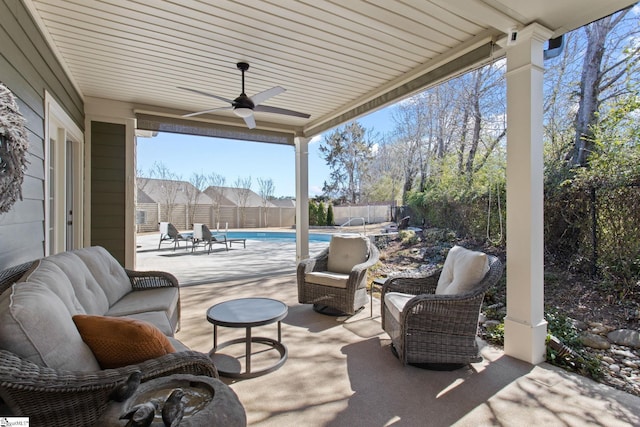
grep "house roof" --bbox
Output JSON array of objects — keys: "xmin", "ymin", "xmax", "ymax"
[
  {"xmin": 137, "ymin": 178, "xmax": 214, "ymax": 205},
  {"xmin": 270, "ymin": 199, "xmax": 296, "ymax": 208},
  {"xmin": 24, "ymin": 0, "xmax": 636, "ymax": 141},
  {"xmin": 136, "ymin": 188, "xmax": 155, "ymax": 204},
  {"xmin": 201, "ymin": 186, "xmax": 236, "ymax": 207},
  {"xmin": 204, "ymin": 186, "xmax": 277, "ymax": 208}
]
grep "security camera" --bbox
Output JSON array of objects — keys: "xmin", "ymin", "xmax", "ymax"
[{"xmin": 507, "ymin": 27, "xmax": 518, "ymax": 45}]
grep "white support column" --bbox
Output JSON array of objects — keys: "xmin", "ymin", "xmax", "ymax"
[
  {"xmin": 504, "ymin": 23, "xmax": 553, "ymax": 364},
  {"xmin": 295, "ymin": 136, "xmax": 310, "ymax": 262}
]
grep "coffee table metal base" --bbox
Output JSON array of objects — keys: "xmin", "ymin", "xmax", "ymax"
[
  {"xmin": 209, "ymin": 335, "xmax": 288, "ymax": 379},
  {"xmin": 207, "ymin": 298, "xmax": 288, "ymax": 379}
]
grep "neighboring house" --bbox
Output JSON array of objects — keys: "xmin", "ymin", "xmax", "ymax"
[
  {"xmin": 135, "ymin": 180, "xmax": 285, "ymax": 229},
  {"xmin": 270, "ymin": 199, "xmax": 296, "ymax": 208},
  {"xmin": 137, "ymin": 178, "xmax": 214, "ymax": 205},
  {"xmin": 204, "ymin": 186, "xmax": 276, "ymax": 208},
  {"xmin": 137, "ymin": 189, "xmax": 155, "ymax": 204}
]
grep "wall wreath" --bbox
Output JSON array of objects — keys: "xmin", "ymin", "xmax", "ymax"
[{"xmin": 0, "ymin": 82, "xmax": 29, "ymax": 214}]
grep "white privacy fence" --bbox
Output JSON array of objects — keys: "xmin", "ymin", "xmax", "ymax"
[
  {"xmin": 136, "ymin": 203, "xmax": 392, "ymax": 232},
  {"xmin": 136, "ymin": 203, "xmax": 296, "ymax": 232},
  {"xmin": 332, "ymin": 205, "xmax": 390, "ymax": 226}
]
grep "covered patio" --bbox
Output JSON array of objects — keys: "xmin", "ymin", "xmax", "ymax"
[
  {"xmin": 129, "ymin": 231, "xmax": 640, "ymax": 425},
  {"xmin": 0, "ymin": 0, "xmax": 637, "ymax": 407},
  {"xmin": 174, "ymin": 274, "xmax": 640, "ymax": 426}
]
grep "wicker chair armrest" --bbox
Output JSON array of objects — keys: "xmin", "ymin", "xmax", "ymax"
[
  {"xmin": 0, "ymin": 349, "xmax": 217, "ymax": 426},
  {"xmin": 401, "ymin": 292, "xmax": 486, "ymax": 334},
  {"xmin": 0, "ymin": 261, "xmax": 34, "ymax": 295},
  {"xmin": 381, "ymin": 268, "xmax": 441, "ymax": 298},
  {"xmin": 126, "ymin": 269, "xmax": 179, "ymax": 290},
  {"xmin": 298, "ymin": 248, "xmax": 329, "ymax": 274}
]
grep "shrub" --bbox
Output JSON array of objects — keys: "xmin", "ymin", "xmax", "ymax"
[{"xmin": 326, "ymin": 203, "xmax": 334, "ymax": 226}]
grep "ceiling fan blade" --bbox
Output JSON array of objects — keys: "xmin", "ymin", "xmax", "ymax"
[
  {"xmin": 243, "ymin": 114, "xmax": 256, "ymax": 129},
  {"xmin": 250, "ymin": 86, "xmax": 285, "ymax": 106},
  {"xmin": 177, "ymin": 87, "xmax": 233, "ymax": 104},
  {"xmin": 182, "ymin": 106, "xmax": 232, "ymax": 118},
  {"xmin": 254, "ymin": 104, "xmax": 311, "ymax": 118}
]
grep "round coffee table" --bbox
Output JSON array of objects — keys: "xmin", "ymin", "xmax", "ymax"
[{"xmin": 206, "ymin": 297, "xmax": 288, "ymax": 379}]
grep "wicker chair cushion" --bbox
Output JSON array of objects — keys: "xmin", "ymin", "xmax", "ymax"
[
  {"xmin": 73, "ymin": 315, "xmax": 176, "ymax": 369},
  {"xmin": 327, "ymin": 234, "xmax": 369, "ymax": 274},
  {"xmin": 435, "ymin": 246, "xmax": 489, "ymax": 295},
  {"xmin": 305, "ymin": 271, "xmax": 350, "ymax": 288},
  {"xmin": 0, "ymin": 282, "xmax": 101, "ymax": 371},
  {"xmin": 384, "ymin": 291, "xmax": 415, "ymax": 321}
]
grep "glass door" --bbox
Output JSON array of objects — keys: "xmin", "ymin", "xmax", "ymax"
[{"xmin": 45, "ymin": 92, "xmax": 83, "ymax": 255}]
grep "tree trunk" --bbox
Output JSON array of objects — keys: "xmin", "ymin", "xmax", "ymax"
[
  {"xmin": 571, "ymin": 18, "xmax": 610, "ymax": 166},
  {"xmin": 465, "ymin": 95, "xmax": 482, "ymax": 178}
]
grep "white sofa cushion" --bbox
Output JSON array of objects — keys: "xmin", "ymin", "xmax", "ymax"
[
  {"xmin": 40, "ymin": 251, "xmax": 111, "ymax": 314},
  {"xmin": 69, "ymin": 246, "xmax": 133, "ymax": 305},
  {"xmin": 305, "ymin": 271, "xmax": 350, "ymax": 289},
  {"xmin": 327, "ymin": 234, "xmax": 369, "ymax": 274},
  {"xmin": 436, "ymin": 246, "xmax": 489, "ymax": 295},
  {"xmin": 384, "ymin": 292, "xmax": 415, "ymax": 322},
  {"xmin": 0, "ymin": 282, "xmax": 100, "ymax": 371},
  {"xmin": 18, "ymin": 260, "xmax": 86, "ymax": 315},
  {"xmin": 120, "ymin": 311, "xmax": 175, "ymax": 337},
  {"xmin": 106, "ymin": 287, "xmax": 179, "ymax": 324}
]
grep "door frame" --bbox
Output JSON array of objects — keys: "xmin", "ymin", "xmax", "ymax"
[{"xmin": 44, "ymin": 91, "xmax": 84, "ymax": 255}]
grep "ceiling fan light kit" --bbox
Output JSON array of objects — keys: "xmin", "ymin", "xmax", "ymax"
[
  {"xmin": 180, "ymin": 62, "xmax": 310, "ymax": 129},
  {"xmin": 233, "ymin": 107, "xmax": 253, "ymax": 118}
]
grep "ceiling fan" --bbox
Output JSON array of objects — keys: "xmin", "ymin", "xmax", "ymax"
[{"xmin": 179, "ymin": 62, "xmax": 310, "ymax": 129}]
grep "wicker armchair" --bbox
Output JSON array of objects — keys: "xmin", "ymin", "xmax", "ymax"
[
  {"xmin": 297, "ymin": 234, "xmax": 380, "ymax": 315},
  {"xmin": 381, "ymin": 249, "xmax": 503, "ymax": 366},
  {"xmin": 0, "ymin": 260, "xmax": 217, "ymax": 426}
]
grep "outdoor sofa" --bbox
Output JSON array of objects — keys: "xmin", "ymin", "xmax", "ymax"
[{"xmin": 0, "ymin": 246, "xmax": 219, "ymax": 426}]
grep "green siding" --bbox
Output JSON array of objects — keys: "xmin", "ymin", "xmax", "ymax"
[
  {"xmin": 91, "ymin": 121, "xmax": 126, "ymax": 265},
  {"xmin": 0, "ymin": 0, "xmax": 83, "ymax": 269}
]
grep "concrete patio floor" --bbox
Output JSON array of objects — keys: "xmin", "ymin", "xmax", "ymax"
[{"xmin": 136, "ymin": 232, "xmax": 640, "ymax": 426}]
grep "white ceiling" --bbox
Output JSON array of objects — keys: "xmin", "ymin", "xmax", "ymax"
[{"xmin": 26, "ymin": 0, "xmax": 636, "ymax": 138}]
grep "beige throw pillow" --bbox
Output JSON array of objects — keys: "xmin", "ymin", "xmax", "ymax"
[
  {"xmin": 436, "ymin": 246, "xmax": 489, "ymax": 295},
  {"xmin": 326, "ymin": 234, "xmax": 369, "ymax": 274}
]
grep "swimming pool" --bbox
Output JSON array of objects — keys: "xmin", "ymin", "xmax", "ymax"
[{"xmin": 222, "ymin": 231, "xmax": 332, "ymax": 243}]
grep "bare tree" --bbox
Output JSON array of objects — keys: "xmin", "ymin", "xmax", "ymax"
[
  {"xmin": 390, "ymin": 82, "xmax": 461, "ymax": 202},
  {"xmin": 361, "ymin": 135, "xmax": 404, "ymax": 204},
  {"xmin": 390, "ymin": 96, "xmax": 428, "ymax": 202},
  {"xmin": 135, "ymin": 167, "xmax": 150, "ymax": 195},
  {"xmin": 543, "ymin": 31, "xmax": 582, "ymax": 170},
  {"xmin": 150, "ymin": 162, "xmax": 181, "ymax": 223},
  {"xmin": 186, "ymin": 172, "xmax": 207, "ymax": 228},
  {"xmin": 257, "ymin": 177, "xmax": 275, "ymax": 227},
  {"xmin": 207, "ymin": 173, "xmax": 227, "ymax": 228},
  {"xmin": 457, "ymin": 63, "xmax": 506, "ymax": 180},
  {"xmin": 571, "ymin": 7, "xmax": 639, "ymax": 166},
  {"xmin": 234, "ymin": 176, "xmax": 252, "ymax": 227}
]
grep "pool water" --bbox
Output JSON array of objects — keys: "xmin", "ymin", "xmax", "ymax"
[{"xmin": 221, "ymin": 231, "xmax": 332, "ymax": 243}]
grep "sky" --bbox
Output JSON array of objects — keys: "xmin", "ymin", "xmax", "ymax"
[{"xmin": 136, "ymin": 106, "xmax": 397, "ymax": 198}]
